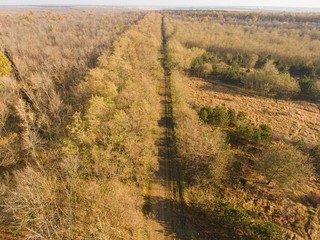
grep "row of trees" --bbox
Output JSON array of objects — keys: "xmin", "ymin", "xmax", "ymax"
[
  {"xmin": 166, "ymin": 17, "xmax": 320, "ymax": 66},
  {"xmin": 0, "ymin": 10, "xmax": 143, "ymax": 103},
  {"xmin": 164, "ymin": 17, "xmax": 320, "ymax": 101},
  {"xmin": 190, "ymin": 51, "xmax": 318, "ymax": 98},
  {"xmin": 166, "ymin": 10, "xmax": 320, "ymax": 30},
  {"xmin": 164, "ymin": 17, "xmax": 286, "ymax": 239},
  {"xmin": 199, "ymin": 105, "xmax": 272, "ymax": 144},
  {"xmin": 164, "ymin": 16, "xmax": 317, "ymax": 239},
  {"xmin": 2, "ymin": 13, "xmax": 163, "ymax": 239}
]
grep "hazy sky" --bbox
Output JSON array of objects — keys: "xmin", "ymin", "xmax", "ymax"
[{"xmin": 0, "ymin": 0, "xmax": 319, "ymax": 8}]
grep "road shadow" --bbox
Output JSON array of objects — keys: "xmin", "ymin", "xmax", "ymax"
[{"xmin": 143, "ymin": 195, "xmax": 205, "ymax": 240}]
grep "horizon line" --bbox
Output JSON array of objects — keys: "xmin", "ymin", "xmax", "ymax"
[{"xmin": 1, "ymin": 4, "xmax": 320, "ymax": 11}]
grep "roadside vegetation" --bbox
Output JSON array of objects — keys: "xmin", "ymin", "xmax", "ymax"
[
  {"xmin": 0, "ymin": 11, "xmax": 162, "ymax": 239},
  {"xmin": 163, "ymin": 14, "xmax": 319, "ymax": 240}
]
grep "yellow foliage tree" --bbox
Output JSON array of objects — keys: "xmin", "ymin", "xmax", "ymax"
[{"xmin": 0, "ymin": 52, "xmax": 11, "ymax": 77}]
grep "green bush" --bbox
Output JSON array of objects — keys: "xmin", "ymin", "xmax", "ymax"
[
  {"xmin": 311, "ymin": 145, "xmax": 320, "ymax": 158},
  {"xmin": 237, "ymin": 111, "xmax": 247, "ymax": 121},
  {"xmin": 299, "ymin": 76, "xmax": 320, "ymax": 100},
  {"xmin": 199, "ymin": 105, "xmax": 233, "ymax": 127},
  {"xmin": 293, "ymin": 139, "xmax": 306, "ymax": 151},
  {"xmin": 220, "ymin": 66, "xmax": 242, "ymax": 85},
  {"xmin": 0, "ymin": 51, "xmax": 12, "ymax": 77},
  {"xmin": 290, "ymin": 64, "xmax": 316, "ymax": 78},
  {"xmin": 259, "ymin": 143, "xmax": 313, "ymax": 187},
  {"xmin": 227, "ymin": 108, "xmax": 237, "ymax": 125},
  {"xmin": 252, "ymin": 221, "xmax": 283, "ymax": 240},
  {"xmin": 311, "ymin": 145, "xmax": 320, "ymax": 174},
  {"xmin": 190, "ymin": 52, "xmax": 214, "ymax": 77},
  {"xmin": 212, "ymin": 201, "xmax": 283, "ymax": 240},
  {"xmin": 236, "ymin": 123, "xmax": 255, "ymax": 141},
  {"xmin": 242, "ymin": 63, "xmax": 299, "ymax": 94},
  {"xmin": 199, "ymin": 106, "xmax": 213, "ymax": 123},
  {"xmin": 255, "ymin": 124, "xmax": 272, "ymax": 143},
  {"xmin": 200, "ymin": 106, "xmax": 272, "ymax": 144}
]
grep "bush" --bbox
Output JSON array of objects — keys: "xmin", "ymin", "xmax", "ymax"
[
  {"xmin": 311, "ymin": 145, "xmax": 320, "ymax": 174},
  {"xmin": 302, "ymin": 191, "xmax": 320, "ymax": 208},
  {"xmin": 200, "ymin": 106, "xmax": 272, "ymax": 144},
  {"xmin": 190, "ymin": 52, "xmax": 214, "ymax": 77},
  {"xmin": 237, "ymin": 111, "xmax": 246, "ymax": 121},
  {"xmin": 0, "ymin": 52, "xmax": 12, "ymax": 77},
  {"xmin": 242, "ymin": 62, "xmax": 299, "ymax": 94},
  {"xmin": 258, "ymin": 142, "xmax": 314, "ymax": 188},
  {"xmin": 289, "ymin": 64, "xmax": 316, "ymax": 78},
  {"xmin": 311, "ymin": 145, "xmax": 320, "ymax": 158},
  {"xmin": 235, "ymin": 123, "xmax": 255, "ymax": 141},
  {"xmin": 227, "ymin": 108, "xmax": 237, "ymax": 125},
  {"xmin": 199, "ymin": 106, "xmax": 213, "ymax": 123},
  {"xmin": 293, "ymin": 138, "xmax": 306, "ymax": 151},
  {"xmin": 199, "ymin": 105, "xmax": 238, "ymax": 127},
  {"xmin": 254, "ymin": 56, "xmax": 269, "ymax": 69},
  {"xmin": 212, "ymin": 201, "xmax": 283, "ymax": 240},
  {"xmin": 255, "ymin": 124, "xmax": 272, "ymax": 143},
  {"xmin": 220, "ymin": 66, "xmax": 242, "ymax": 85},
  {"xmin": 299, "ymin": 76, "xmax": 320, "ymax": 100},
  {"xmin": 252, "ymin": 222, "xmax": 283, "ymax": 240}
]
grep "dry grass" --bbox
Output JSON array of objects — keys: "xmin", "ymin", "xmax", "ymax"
[{"xmin": 188, "ymin": 77, "xmax": 320, "ymax": 146}]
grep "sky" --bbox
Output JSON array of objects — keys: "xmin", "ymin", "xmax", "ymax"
[{"xmin": 0, "ymin": 0, "xmax": 319, "ymax": 9}]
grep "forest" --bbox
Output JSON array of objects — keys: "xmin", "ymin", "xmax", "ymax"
[{"xmin": 0, "ymin": 7, "xmax": 319, "ymax": 240}]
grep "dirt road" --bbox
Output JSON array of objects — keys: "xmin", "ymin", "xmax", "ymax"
[{"xmin": 145, "ymin": 16, "xmax": 200, "ymax": 240}]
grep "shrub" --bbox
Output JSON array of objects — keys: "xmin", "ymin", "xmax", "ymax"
[
  {"xmin": 212, "ymin": 201, "xmax": 283, "ymax": 240},
  {"xmin": 220, "ymin": 66, "xmax": 242, "ymax": 85},
  {"xmin": 236, "ymin": 123, "xmax": 255, "ymax": 141},
  {"xmin": 252, "ymin": 221, "xmax": 283, "ymax": 240},
  {"xmin": 211, "ymin": 106, "xmax": 230, "ymax": 126},
  {"xmin": 255, "ymin": 124, "xmax": 272, "ymax": 143},
  {"xmin": 254, "ymin": 56, "xmax": 269, "ymax": 69},
  {"xmin": 258, "ymin": 142, "xmax": 314, "ymax": 188},
  {"xmin": 227, "ymin": 108, "xmax": 237, "ymax": 125},
  {"xmin": 289, "ymin": 64, "xmax": 316, "ymax": 78},
  {"xmin": 190, "ymin": 52, "xmax": 214, "ymax": 77},
  {"xmin": 0, "ymin": 52, "xmax": 12, "ymax": 77},
  {"xmin": 199, "ymin": 105, "xmax": 237, "ymax": 127},
  {"xmin": 311, "ymin": 145, "xmax": 320, "ymax": 174},
  {"xmin": 293, "ymin": 138, "xmax": 306, "ymax": 151},
  {"xmin": 311, "ymin": 145, "xmax": 320, "ymax": 158},
  {"xmin": 237, "ymin": 111, "xmax": 247, "ymax": 121},
  {"xmin": 299, "ymin": 76, "xmax": 320, "ymax": 100},
  {"xmin": 200, "ymin": 106, "xmax": 272, "ymax": 144},
  {"xmin": 199, "ymin": 106, "xmax": 213, "ymax": 123},
  {"xmin": 302, "ymin": 191, "xmax": 320, "ymax": 208},
  {"xmin": 242, "ymin": 61, "xmax": 299, "ymax": 94}
]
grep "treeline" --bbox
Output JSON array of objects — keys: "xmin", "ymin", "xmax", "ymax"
[
  {"xmin": 1, "ymin": 13, "xmax": 163, "ymax": 239},
  {"xmin": 0, "ymin": 10, "xmax": 142, "ymax": 174},
  {"xmin": 164, "ymin": 17, "xmax": 287, "ymax": 240},
  {"xmin": 191, "ymin": 51, "xmax": 320, "ymax": 99},
  {"xmin": 165, "ymin": 17, "xmax": 320, "ymax": 66},
  {"xmin": 0, "ymin": 10, "xmax": 143, "ymax": 103},
  {"xmin": 164, "ymin": 16, "xmax": 318, "ymax": 239},
  {"xmin": 164, "ymin": 16, "xmax": 320, "ymax": 99},
  {"xmin": 191, "ymin": 52, "xmax": 303, "ymax": 96},
  {"xmin": 166, "ymin": 10, "xmax": 320, "ymax": 30}
]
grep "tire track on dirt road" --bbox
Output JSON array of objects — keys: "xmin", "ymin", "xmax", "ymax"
[{"xmin": 145, "ymin": 16, "xmax": 200, "ymax": 240}]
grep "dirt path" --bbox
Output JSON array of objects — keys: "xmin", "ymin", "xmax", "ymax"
[{"xmin": 145, "ymin": 16, "xmax": 200, "ymax": 240}]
